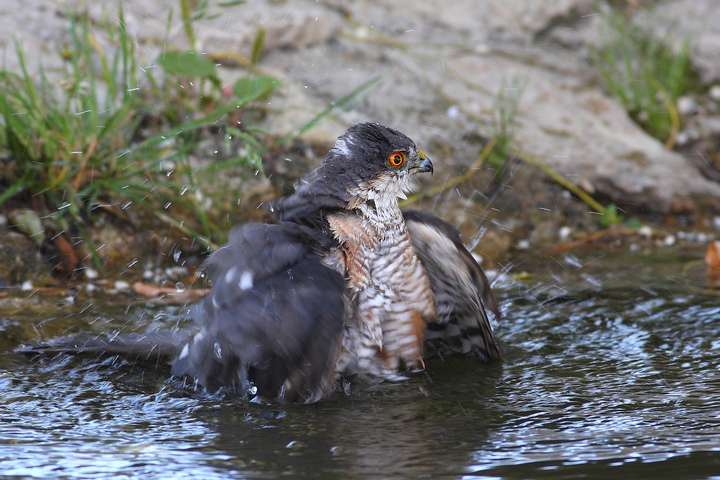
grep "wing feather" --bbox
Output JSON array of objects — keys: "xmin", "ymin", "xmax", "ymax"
[
  {"xmin": 403, "ymin": 210, "xmax": 501, "ymax": 361},
  {"xmin": 172, "ymin": 222, "xmax": 347, "ymax": 402}
]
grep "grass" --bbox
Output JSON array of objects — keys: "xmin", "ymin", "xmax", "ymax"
[
  {"xmin": 0, "ymin": 7, "xmax": 270, "ymax": 261},
  {"xmin": 590, "ymin": 11, "xmax": 697, "ymax": 149},
  {"xmin": 0, "ymin": 3, "xmax": 384, "ymax": 276},
  {"xmin": 486, "ymin": 79, "xmax": 523, "ymax": 179},
  {"xmin": 408, "ymin": 78, "xmax": 626, "ymax": 227}
]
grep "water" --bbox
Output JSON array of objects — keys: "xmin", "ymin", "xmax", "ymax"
[{"xmin": 2, "ymin": 249, "xmax": 720, "ymax": 479}]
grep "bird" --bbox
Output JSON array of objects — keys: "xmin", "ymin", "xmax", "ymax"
[{"xmin": 20, "ymin": 123, "xmax": 502, "ymax": 403}]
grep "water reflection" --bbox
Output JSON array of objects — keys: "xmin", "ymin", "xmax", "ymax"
[
  {"xmin": 2, "ymin": 250, "xmax": 720, "ymax": 478},
  {"xmin": 201, "ymin": 360, "xmax": 503, "ymax": 478}
]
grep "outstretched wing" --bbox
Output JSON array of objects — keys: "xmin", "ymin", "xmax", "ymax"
[
  {"xmin": 171, "ymin": 222, "xmax": 347, "ymax": 403},
  {"xmin": 403, "ymin": 210, "xmax": 501, "ymax": 361}
]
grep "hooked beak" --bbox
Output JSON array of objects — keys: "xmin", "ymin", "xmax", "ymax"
[
  {"xmin": 414, "ymin": 151, "xmax": 434, "ymax": 175},
  {"xmin": 418, "ymin": 157, "xmax": 434, "ymax": 174}
]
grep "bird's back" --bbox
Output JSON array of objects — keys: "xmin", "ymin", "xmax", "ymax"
[{"xmin": 20, "ymin": 123, "xmax": 502, "ymax": 404}]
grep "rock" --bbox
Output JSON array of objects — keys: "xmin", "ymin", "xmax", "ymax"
[
  {"xmin": 711, "ymin": 85, "xmax": 720, "ymax": 101},
  {"xmin": 0, "ymin": 230, "xmax": 54, "ymax": 287},
  {"xmin": 1, "ymin": 0, "xmax": 720, "ymax": 232},
  {"xmin": 7, "ymin": 210, "xmax": 44, "ymax": 247},
  {"xmin": 633, "ymin": 0, "xmax": 720, "ymax": 84},
  {"xmin": 254, "ymin": 0, "xmax": 720, "ymax": 214},
  {"xmin": 677, "ymin": 96, "xmax": 700, "ymax": 116}
]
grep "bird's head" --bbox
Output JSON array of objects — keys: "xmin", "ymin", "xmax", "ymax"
[
  {"xmin": 275, "ymin": 123, "xmax": 433, "ymax": 224},
  {"xmin": 324, "ymin": 123, "xmax": 433, "ymax": 205}
]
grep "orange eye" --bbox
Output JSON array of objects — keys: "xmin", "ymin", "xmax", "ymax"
[{"xmin": 388, "ymin": 152, "xmax": 405, "ymax": 167}]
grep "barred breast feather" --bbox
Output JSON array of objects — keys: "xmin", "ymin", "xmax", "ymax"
[{"xmin": 327, "ymin": 207, "xmax": 437, "ymax": 379}]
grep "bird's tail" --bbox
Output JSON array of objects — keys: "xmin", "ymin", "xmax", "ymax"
[{"xmin": 16, "ymin": 330, "xmax": 189, "ymax": 363}]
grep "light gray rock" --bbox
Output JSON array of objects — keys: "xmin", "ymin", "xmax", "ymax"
[
  {"xmin": 633, "ymin": 0, "xmax": 720, "ymax": 84},
  {"xmin": 1, "ymin": 0, "xmax": 719, "ymax": 217}
]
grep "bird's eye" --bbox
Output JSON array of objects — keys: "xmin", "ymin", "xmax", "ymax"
[{"xmin": 388, "ymin": 152, "xmax": 405, "ymax": 167}]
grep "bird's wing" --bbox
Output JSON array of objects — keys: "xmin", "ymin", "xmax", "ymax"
[
  {"xmin": 274, "ymin": 164, "xmax": 354, "ymax": 232},
  {"xmin": 403, "ymin": 210, "xmax": 501, "ymax": 361},
  {"xmin": 170, "ymin": 222, "xmax": 347, "ymax": 403}
]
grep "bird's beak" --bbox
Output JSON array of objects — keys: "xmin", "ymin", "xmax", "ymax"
[
  {"xmin": 415, "ymin": 151, "xmax": 434, "ymax": 175},
  {"xmin": 418, "ymin": 157, "xmax": 434, "ymax": 174}
]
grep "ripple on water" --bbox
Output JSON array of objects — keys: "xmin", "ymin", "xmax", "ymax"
[
  {"xmin": 3, "ymin": 254, "xmax": 720, "ymax": 478},
  {"xmin": 472, "ymin": 286, "xmax": 720, "ymax": 477}
]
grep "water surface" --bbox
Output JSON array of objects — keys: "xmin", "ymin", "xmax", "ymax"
[{"xmin": 2, "ymin": 249, "xmax": 720, "ymax": 478}]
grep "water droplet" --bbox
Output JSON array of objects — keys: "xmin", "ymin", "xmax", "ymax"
[
  {"xmin": 173, "ymin": 250, "xmax": 182, "ymax": 263},
  {"xmin": 175, "ymin": 282, "xmax": 185, "ymax": 292},
  {"xmin": 213, "ymin": 342, "xmax": 222, "ymax": 359}
]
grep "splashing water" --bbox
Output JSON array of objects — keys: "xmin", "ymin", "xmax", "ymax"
[{"xmin": 1, "ymin": 250, "xmax": 720, "ymax": 478}]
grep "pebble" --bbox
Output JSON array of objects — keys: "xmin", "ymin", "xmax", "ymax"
[
  {"xmin": 165, "ymin": 266, "xmax": 189, "ymax": 279},
  {"xmin": 84, "ymin": 267, "xmax": 99, "ymax": 280},
  {"xmin": 638, "ymin": 225, "xmax": 653, "ymax": 238},
  {"xmin": 677, "ymin": 96, "xmax": 699, "ymax": 116},
  {"xmin": 558, "ymin": 226, "xmax": 572, "ymax": 241},
  {"xmin": 676, "ymin": 126, "xmax": 702, "ymax": 146},
  {"xmin": 676, "ymin": 131, "xmax": 689, "ymax": 146},
  {"xmin": 710, "ymin": 85, "xmax": 720, "ymax": 101}
]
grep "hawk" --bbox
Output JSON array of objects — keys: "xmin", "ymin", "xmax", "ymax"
[{"xmin": 23, "ymin": 123, "xmax": 501, "ymax": 403}]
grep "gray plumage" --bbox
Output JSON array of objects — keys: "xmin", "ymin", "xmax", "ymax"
[{"xmin": 20, "ymin": 123, "xmax": 502, "ymax": 402}]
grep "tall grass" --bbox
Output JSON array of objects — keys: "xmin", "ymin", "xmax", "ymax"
[
  {"xmin": 0, "ymin": 5, "xmax": 280, "ymax": 269},
  {"xmin": 590, "ymin": 12, "xmax": 696, "ymax": 149},
  {"xmin": 0, "ymin": 3, "xmax": 385, "ymax": 274}
]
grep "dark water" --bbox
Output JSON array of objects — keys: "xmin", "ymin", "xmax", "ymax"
[{"xmin": 2, "ymin": 249, "xmax": 720, "ymax": 479}]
